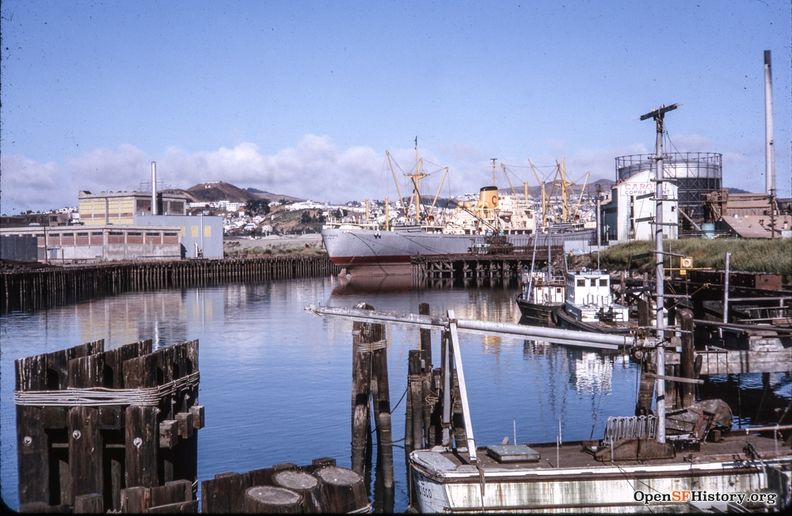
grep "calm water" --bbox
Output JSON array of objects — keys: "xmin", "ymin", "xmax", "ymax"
[{"xmin": 1, "ymin": 276, "xmax": 789, "ymax": 511}]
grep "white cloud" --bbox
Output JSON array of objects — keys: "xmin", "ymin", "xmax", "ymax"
[{"xmin": 1, "ymin": 133, "xmax": 772, "ymax": 215}]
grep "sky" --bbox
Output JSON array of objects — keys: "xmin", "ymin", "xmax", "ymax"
[{"xmin": 1, "ymin": 0, "xmax": 790, "ymax": 213}]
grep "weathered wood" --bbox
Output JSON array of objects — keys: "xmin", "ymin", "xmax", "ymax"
[
  {"xmin": 18, "ymin": 502, "xmax": 71, "ymax": 513},
  {"xmin": 314, "ymin": 466, "xmax": 368, "ymax": 514},
  {"xmin": 175, "ymin": 411, "xmax": 194, "ymax": 439},
  {"xmin": 73, "ymin": 492, "xmax": 104, "ymax": 513},
  {"xmin": 679, "ymin": 308, "xmax": 697, "ymax": 408},
  {"xmin": 419, "ymin": 303, "xmax": 432, "ymax": 368},
  {"xmin": 370, "ymin": 316, "xmax": 394, "ymax": 490},
  {"xmin": 120, "ymin": 486, "xmax": 151, "ymax": 513},
  {"xmin": 189, "ymin": 405, "xmax": 205, "ymax": 429},
  {"xmin": 201, "ymin": 472, "xmax": 248, "ymax": 513},
  {"xmin": 150, "ymin": 479, "xmax": 193, "ymax": 507},
  {"xmin": 125, "ymin": 405, "xmax": 159, "ymax": 488},
  {"xmin": 351, "ymin": 303, "xmax": 374, "ymax": 476},
  {"xmin": 636, "ymin": 359, "xmax": 656, "ymax": 416},
  {"xmin": 145, "ymin": 500, "xmax": 198, "ymax": 513},
  {"xmin": 68, "ymin": 407, "xmax": 103, "ymax": 499},
  {"xmin": 244, "ymin": 486, "xmax": 303, "ymax": 514},
  {"xmin": 159, "ymin": 420, "xmax": 178, "ymax": 449},
  {"xmin": 272, "ymin": 470, "xmax": 321, "ymax": 512},
  {"xmin": 406, "ymin": 350, "xmax": 425, "ymax": 455}
]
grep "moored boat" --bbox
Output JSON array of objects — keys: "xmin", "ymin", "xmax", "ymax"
[
  {"xmin": 515, "ymin": 268, "xmax": 565, "ymax": 327},
  {"xmin": 553, "ymin": 269, "xmax": 634, "ymax": 334}
]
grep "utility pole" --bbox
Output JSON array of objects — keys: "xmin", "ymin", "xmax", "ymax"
[{"xmin": 640, "ymin": 103, "xmax": 678, "ymax": 444}]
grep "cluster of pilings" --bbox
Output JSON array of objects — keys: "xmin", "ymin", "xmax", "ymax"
[
  {"xmin": 412, "ymin": 253, "xmax": 540, "ymax": 282},
  {"xmin": 15, "ymin": 339, "xmax": 203, "ymax": 513},
  {"xmin": 201, "ymin": 459, "xmax": 368, "ymax": 513},
  {"xmin": 348, "ymin": 302, "xmax": 471, "ymax": 510},
  {"xmin": 1, "ymin": 256, "xmax": 340, "ymax": 312}
]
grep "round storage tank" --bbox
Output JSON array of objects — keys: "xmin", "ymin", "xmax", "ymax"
[{"xmin": 615, "ymin": 152, "xmax": 722, "ymax": 230}]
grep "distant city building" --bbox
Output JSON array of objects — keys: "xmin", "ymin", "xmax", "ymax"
[{"xmin": 78, "ymin": 191, "xmax": 188, "ymax": 226}]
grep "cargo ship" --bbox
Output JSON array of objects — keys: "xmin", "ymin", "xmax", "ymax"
[{"xmin": 321, "ymin": 150, "xmax": 595, "ymax": 275}]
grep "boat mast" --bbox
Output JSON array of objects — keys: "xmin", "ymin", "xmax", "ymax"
[{"xmin": 640, "ymin": 102, "xmax": 678, "ymax": 444}]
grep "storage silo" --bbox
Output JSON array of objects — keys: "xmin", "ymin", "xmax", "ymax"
[{"xmin": 615, "ymin": 152, "xmax": 722, "ymax": 232}]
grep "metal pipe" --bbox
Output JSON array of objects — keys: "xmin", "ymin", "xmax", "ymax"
[
  {"xmin": 723, "ymin": 252, "xmax": 732, "ymax": 327},
  {"xmin": 448, "ymin": 310, "xmax": 477, "ymax": 462},
  {"xmin": 764, "ymin": 50, "xmax": 775, "ymax": 196},
  {"xmin": 151, "ymin": 161, "xmax": 158, "ymax": 216},
  {"xmin": 305, "ymin": 305, "xmax": 633, "ymax": 349}
]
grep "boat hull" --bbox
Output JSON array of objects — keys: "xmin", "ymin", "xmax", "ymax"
[
  {"xmin": 410, "ymin": 448, "xmax": 791, "ymax": 513},
  {"xmin": 322, "ymin": 226, "xmax": 594, "ymax": 276},
  {"xmin": 553, "ymin": 305, "xmax": 633, "ymax": 335},
  {"xmin": 516, "ymin": 297, "xmax": 561, "ymax": 327}
]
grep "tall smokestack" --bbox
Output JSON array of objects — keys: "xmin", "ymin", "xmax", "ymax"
[
  {"xmin": 151, "ymin": 161, "xmax": 158, "ymax": 215},
  {"xmin": 764, "ymin": 50, "xmax": 775, "ymax": 196}
]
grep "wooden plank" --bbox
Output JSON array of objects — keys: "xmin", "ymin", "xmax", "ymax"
[
  {"xmin": 16, "ymin": 405, "xmax": 50, "ymax": 505},
  {"xmin": 68, "ymin": 407, "xmax": 103, "ymax": 499},
  {"xmin": 150, "ymin": 479, "xmax": 193, "ymax": 507},
  {"xmin": 73, "ymin": 492, "xmax": 104, "ymax": 513},
  {"xmin": 145, "ymin": 500, "xmax": 198, "ymax": 513},
  {"xmin": 125, "ymin": 405, "xmax": 159, "ymax": 488},
  {"xmin": 120, "ymin": 486, "xmax": 151, "ymax": 513},
  {"xmin": 189, "ymin": 405, "xmax": 205, "ymax": 430},
  {"xmin": 201, "ymin": 472, "xmax": 248, "ymax": 513}
]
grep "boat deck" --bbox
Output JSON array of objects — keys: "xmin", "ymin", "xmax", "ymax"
[{"xmin": 414, "ymin": 432, "xmax": 791, "ymax": 476}]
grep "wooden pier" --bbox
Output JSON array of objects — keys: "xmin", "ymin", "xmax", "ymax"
[
  {"xmin": 411, "ymin": 252, "xmax": 548, "ymax": 282},
  {"xmin": 15, "ymin": 339, "xmax": 203, "ymax": 513},
  {"xmin": 2, "ymin": 256, "xmax": 340, "ymax": 312}
]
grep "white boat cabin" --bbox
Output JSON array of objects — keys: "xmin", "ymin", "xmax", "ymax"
[
  {"xmin": 564, "ymin": 270, "xmax": 629, "ymax": 323},
  {"xmin": 521, "ymin": 271, "xmax": 565, "ymax": 304}
]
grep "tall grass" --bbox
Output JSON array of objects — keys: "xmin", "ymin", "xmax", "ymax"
[{"xmin": 598, "ymin": 239, "xmax": 792, "ymax": 282}]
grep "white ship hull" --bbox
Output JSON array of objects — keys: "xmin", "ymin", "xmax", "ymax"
[{"xmin": 321, "ymin": 226, "xmax": 594, "ymax": 275}]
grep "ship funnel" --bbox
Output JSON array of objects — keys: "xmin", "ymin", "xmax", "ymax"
[
  {"xmin": 479, "ymin": 186, "xmax": 500, "ymax": 210},
  {"xmin": 764, "ymin": 50, "xmax": 775, "ymax": 196},
  {"xmin": 151, "ymin": 161, "xmax": 158, "ymax": 215}
]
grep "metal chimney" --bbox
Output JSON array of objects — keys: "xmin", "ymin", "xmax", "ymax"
[
  {"xmin": 764, "ymin": 50, "xmax": 775, "ymax": 196},
  {"xmin": 151, "ymin": 161, "xmax": 158, "ymax": 215}
]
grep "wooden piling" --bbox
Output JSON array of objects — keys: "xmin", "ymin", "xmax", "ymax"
[
  {"xmin": 244, "ymin": 486, "xmax": 303, "ymax": 514},
  {"xmin": 15, "ymin": 339, "xmax": 201, "ymax": 513},
  {"xmin": 272, "ymin": 470, "xmax": 321, "ymax": 512},
  {"xmin": 314, "ymin": 466, "xmax": 367, "ymax": 514},
  {"xmin": 350, "ymin": 303, "xmax": 375, "ymax": 476},
  {"xmin": 678, "ymin": 308, "xmax": 697, "ymax": 407}
]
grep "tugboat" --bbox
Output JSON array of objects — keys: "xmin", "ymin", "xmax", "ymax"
[
  {"xmin": 553, "ymin": 269, "xmax": 634, "ymax": 334},
  {"xmin": 515, "ymin": 267, "xmax": 565, "ymax": 327}
]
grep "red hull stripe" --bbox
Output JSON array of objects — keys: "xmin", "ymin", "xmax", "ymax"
[{"xmin": 330, "ymin": 255, "xmax": 413, "ymax": 266}]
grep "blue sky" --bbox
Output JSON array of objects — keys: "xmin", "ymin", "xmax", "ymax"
[{"xmin": 1, "ymin": 0, "xmax": 790, "ymax": 213}]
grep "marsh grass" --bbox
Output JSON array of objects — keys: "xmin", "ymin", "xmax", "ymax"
[{"xmin": 598, "ymin": 239, "xmax": 792, "ymax": 282}]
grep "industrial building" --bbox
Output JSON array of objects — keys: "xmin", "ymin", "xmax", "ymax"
[
  {"xmin": 78, "ymin": 190, "xmax": 188, "ymax": 226},
  {"xmin": 600, "ymin": 152, "xmax": 722, "ymax": 243},
  {"xmin": 0, "ymin": 225, "xmax": 182, "ymax": 262}
]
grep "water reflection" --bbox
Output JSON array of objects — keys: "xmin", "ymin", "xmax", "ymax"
[{"xmin": 2, "ymin": 276, "xmax": 788, "ymax": 512}]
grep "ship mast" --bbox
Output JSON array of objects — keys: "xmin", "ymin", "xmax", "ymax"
[{"xmin": 640, "ymin": 102, "xmax": 678, "ymax": 444}]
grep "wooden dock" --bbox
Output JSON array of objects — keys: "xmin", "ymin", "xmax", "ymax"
[
  {"xmin": 15, "ymin": 339, "xmax": 203, "ymax": 513},
  {"xmin": 411, "ymin": 251, "xmax": 557, "ymax": 282},
  {"xmin": 2, "ymin": 256, "xmax": 340, "ymax": 312}
]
